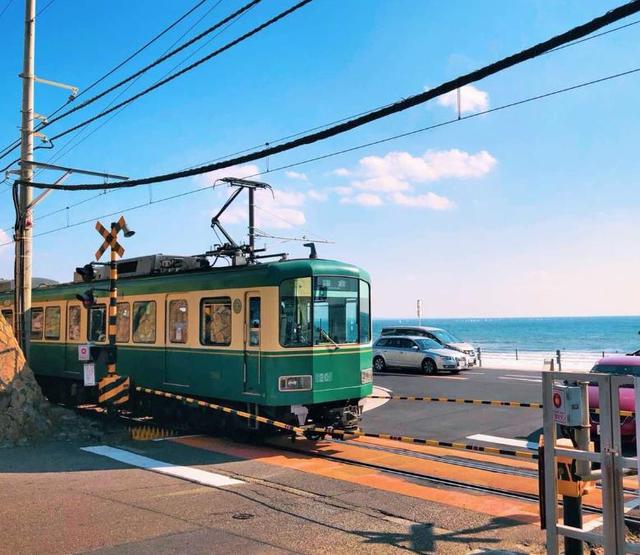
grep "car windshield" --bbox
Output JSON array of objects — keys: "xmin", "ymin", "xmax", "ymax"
[
  {"xmin": 416, "ymin": 338, "xmax": 442, "ymax": 350},
  {"xmin": 431, "ymin": 329, "xmax": 462, "ymax": 344},
  {"xmin": 590, "ymin": 364, "xmax": 640, "ymax": 377}
]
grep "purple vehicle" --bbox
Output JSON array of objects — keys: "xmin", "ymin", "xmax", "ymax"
[{"xmin": 588, "ymin": 355, "xmax": 640, "ymax": 441}]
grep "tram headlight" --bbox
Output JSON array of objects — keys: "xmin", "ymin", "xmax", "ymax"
[
  {"xmin": 279, "ymin": 375, "xmax": 312, "ymax": 391},
  {"xmin": 361, "ymin": 368, "xmax": 373, "ymax": 384}
]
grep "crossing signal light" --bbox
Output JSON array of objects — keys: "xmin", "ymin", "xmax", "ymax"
[
  {"xmin": 76, "ymin": 289, "xmax": 96, "ymax": 309},
  {"xmin": 75, "ymin": 264, "xmax": 95, "ymax": 282}
]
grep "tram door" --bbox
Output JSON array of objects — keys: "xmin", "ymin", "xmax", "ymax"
[{"xmin": 243, "ymin": 293, "xmax": 261, "ymax": 394}]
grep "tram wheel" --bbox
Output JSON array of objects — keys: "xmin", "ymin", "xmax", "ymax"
[
  {"xmin": 422, "ymin": 359, "xmax": 437, "ymax": 375},
  {"xmin": 373, "ymin": 356, "xmax": 386, "ymax": 372}
]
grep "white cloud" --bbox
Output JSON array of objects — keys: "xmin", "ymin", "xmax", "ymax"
[
  {"xmin": 389, "ymin": 192, "xmax": 455, "ymax": 211},
  {"xmin": 331, "ymin": 147, "xmax": 495, "ymax": 211},
  {"xmin": 217, "ymin": 187, "xmax": 306, "ymax": 230},
  {"xmin": 285, "ymin": 171, "xmax": 308, "ymax": 181},
  {"xmin": 341, "ymin": 193, "xmax": 383, "ymax": 207},
  {"xmin": 331, "ymin": 168, "xmax": 351, "ymax": 177},
  {"xmin": 332, "ymin": 186, "xmax": 353, "ymax": 196},
  {"xmin": 307, "ymin": 189, "xmax": 328, "ymax": 202},
  {"xmin": 352, "ymin": 176, "xmax": 410, "ymax": 193},
  {"xmin": 358, "ymin": 149, "xmax": 496, "ymax": 183},
  {"xmin": 435, "ymin": 84, "xmax": 489, "ymax": 114},
  {"xmin": 0, "ymin": 228, "xmax": 11, "ymax": 251}
]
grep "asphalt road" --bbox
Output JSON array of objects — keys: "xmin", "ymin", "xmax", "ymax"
[{"xmin": 363, "ymin": 367, "xmax": 543, "ymax": 448}]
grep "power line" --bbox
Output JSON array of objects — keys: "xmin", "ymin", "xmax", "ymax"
[
  {"xmin": 0, "ymin": 0, "xmax": 214, "ymax": 163},
  {"xmin": 71, "ymin": 0, "xmax": 210, "ymax": 103},
  {"xmin": 0, "ymin": 0, "xmax": 251, "ymax": 230},
  {"xmin": 0, "ymin": 0, "xmax": 14, "ymax": 20},
  {"xmin": 25, "ymin": 0, "xmax": 640, "ymax": 192},
  {"xmin": 44, "ymin": 0, "xmax": 312, "ymax": 145},
  {"xmin": 24, "ymin": 0, "xmax": 247, "ymax": 194},
  {"xmin": 35, "ymin": 0, "xmax": 55, "ymax": 17},
  {"xmin": 42, "ymin": 0, "xmax": 258, "ymax": 129},
  {"xmin": 1, "ymin": 63, "xmax": 636, "ymax": 247}
]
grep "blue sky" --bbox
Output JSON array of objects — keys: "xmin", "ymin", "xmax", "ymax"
[{"xmin": 1, "ymin": 0, "xmax": 639, "ymax": 318}]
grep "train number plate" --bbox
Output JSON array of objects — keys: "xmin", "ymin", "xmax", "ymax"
[{"xmin": 315, "ymin": 372, "xmax": 333, "ymax": 384}]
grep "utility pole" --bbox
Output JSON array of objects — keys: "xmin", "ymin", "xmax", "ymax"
[{"xmin": 15, "ymin": 0, "xmax": 36, "ymax": 357}]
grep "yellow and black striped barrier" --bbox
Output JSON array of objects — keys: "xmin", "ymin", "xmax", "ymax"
[
  {"xmin": 368, "ymin": 395, "xmax": 543, "ymax": 409},
  {"xmin": 135, "ymin": 387, "xmax": 307, "ymax": 435},
  {"xmin": 130, "ymin": 425, "xmax": 178, "ymax": 441},
  {"xmin": 99, "ymin": 374, "xmax": 130, "ymax": 405},
  {"xmin": 358, "ymin": 431, "xmax": 537, "ymax": 460},
  {"xmin": 135, "ymin": 387, "xmax": 537, "ymax": 460},
  {"xmin": 367, "ymin": 395, "xmax": 634, "ymax": 417}
]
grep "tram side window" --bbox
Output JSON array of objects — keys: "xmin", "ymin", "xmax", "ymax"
[
  {"xmin": 201, "ymin": 298, "xmax": 231, "ymax": 346},
  {"xmin": 132, "ymin": 301, "xmax": 156, "ymax": 344},
  {"xmin": 88, "ymin": 305, "xmax": 106, "ymax": 342},
  {"xmin": 116, "ymin": 302, "xmax": 130, "ymax": 343},
  {"xmin": 68, "ymin": 306, "xmax": 81, "ymax": 341},
  {"xmin": 44, "ymin": 306, "xmax": 61, "ymax": 340},
  {"xmin": 280, "ymin": 277, "xmax": 312, "ymax": 347},
  {"xmin": 1, "ymin": 309, "xmax": 13, "ymax": 333},
  {"xmin": 169, "ymin": 299, "xmax": 188, "ymax": 344},
  {"xmin": 31, "ymin": 307, "xmax": 44, "ymax": 340},
  {"xmin": 359, "ymin": 281, "xmax": 371, "ymax": 343}
]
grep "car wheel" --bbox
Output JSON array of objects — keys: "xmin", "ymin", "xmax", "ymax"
[
  {"xmin": 373, "ymin": 356, "xmax": 386, "ymax": 372},
  {"xmin": 451, "ymin": 370, "xmax": 461, "ymax": 374},
  {"xmin": 422, "ymin": 358, "xmax": 437, "ymax": 375}
]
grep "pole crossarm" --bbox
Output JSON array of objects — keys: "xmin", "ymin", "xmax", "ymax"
[{"xmin": 21, "ymin": 160, "xmax": 129, "ymax": 180}]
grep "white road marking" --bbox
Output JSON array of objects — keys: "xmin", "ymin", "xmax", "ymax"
[
  {"xmin": 498, "ymin": 376, "xmax": 542, "ymax": 383},
  {"xmin": 362, "ymin": 385, "xmax": 393, "ymax": 412},
  {"xmin": 466, "ymin": 434, "xmax": 538, "ymax": 451},
  {"xmin": 466, "ymin": 372, "xmax": 485, "ymax": 375},
  {"xmin": 429, "ymin": 376, "xmax": 468, "ymax": 380},
  {"xmin": 583, "ymin": 497, "xmax": 640, "ymax": 532},
  {"xmin": 152, "ymin": 434, "xmax": 203, "ymax": 442},
  {"xmin": 81, "ymin": 446, "xmax": 243, "ymax": 488},
  {"xmin": 505, "ymin": 374, "xmax": 541, "ymax": 379}
]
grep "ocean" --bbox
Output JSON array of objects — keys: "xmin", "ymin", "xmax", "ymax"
[{"xmin": 372, "ymin": 316, "xmax": 640, "ymax": 370}]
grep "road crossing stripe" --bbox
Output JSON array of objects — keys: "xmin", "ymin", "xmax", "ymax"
[
  {"xmin": 466, "ymin": 434, "xmax": 539, "ymax": 451},
  {"xmin": 81, "ymin": 446, "xmax": 243, "ymax": 487},
  {"xmin": 498, "ymin": 377, "xmax": 542, "ymax": 383}
]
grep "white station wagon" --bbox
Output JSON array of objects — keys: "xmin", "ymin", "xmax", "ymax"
[{"xmin": 373, "ymin": 335, "xmax": 468, "ymax": 375}]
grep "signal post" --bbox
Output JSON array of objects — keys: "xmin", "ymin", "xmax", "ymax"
[{"xmin": 92, "ymin": 216, "xmax": 134, "ymax": 406}]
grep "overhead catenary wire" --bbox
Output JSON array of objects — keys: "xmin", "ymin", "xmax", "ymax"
[
  {"xmin": 0, "ymin": 0, "xmax": 14, "ymax": 19},
  {"xmin": 30, "ymin": 0, "xmax": 237, "ymax": 167},
  {"xmin": 41, "ymin": 0, "xmax": 259, "ymax": 129},
  {"xmin": 0, "ymin": 0, "xmax": 254, "ymax": 231},
  {"xmin": 0, "ymin": 0, "xmax": 214, "ymax": 163},
  {"xmin": 35, "ymin": 0, "xmax": 248, "ymax": 168},
  {"xmin": 41, "ymin": 0, "xmax": 310, "ymax": 145},
  {"xmin": 1, "ymin": 64, "xmax": 637, "ymax": 247},
  {"xmin": 23, "ymin": 0, "xmax": 640, "ymax": 192}
]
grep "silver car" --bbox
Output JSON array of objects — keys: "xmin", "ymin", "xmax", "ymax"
[
  {"xmin": 373, "ymin": 335, "xmax": 468, "ymax": 375},
  {"xmin": 380, "ymin": 325, "xmax": 477, "ymax": 366}
]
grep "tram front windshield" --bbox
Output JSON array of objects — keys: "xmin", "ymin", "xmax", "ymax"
[{"xmin": 280, "ymin": 276, "xmax": 370, "ymax": 347}]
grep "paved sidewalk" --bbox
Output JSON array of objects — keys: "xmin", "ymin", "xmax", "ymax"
[{"xmin": 0, "ymin": 439, "xmax": 546, "ymax": 554}]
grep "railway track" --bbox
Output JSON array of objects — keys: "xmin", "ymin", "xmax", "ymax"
[
  {"xmin": 266, "ymin": 436, "xmax": 640, "ymax": 528},
  {"xmin": 69, "ymin": 402, "xmax": 640, "ymax": 528}
]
